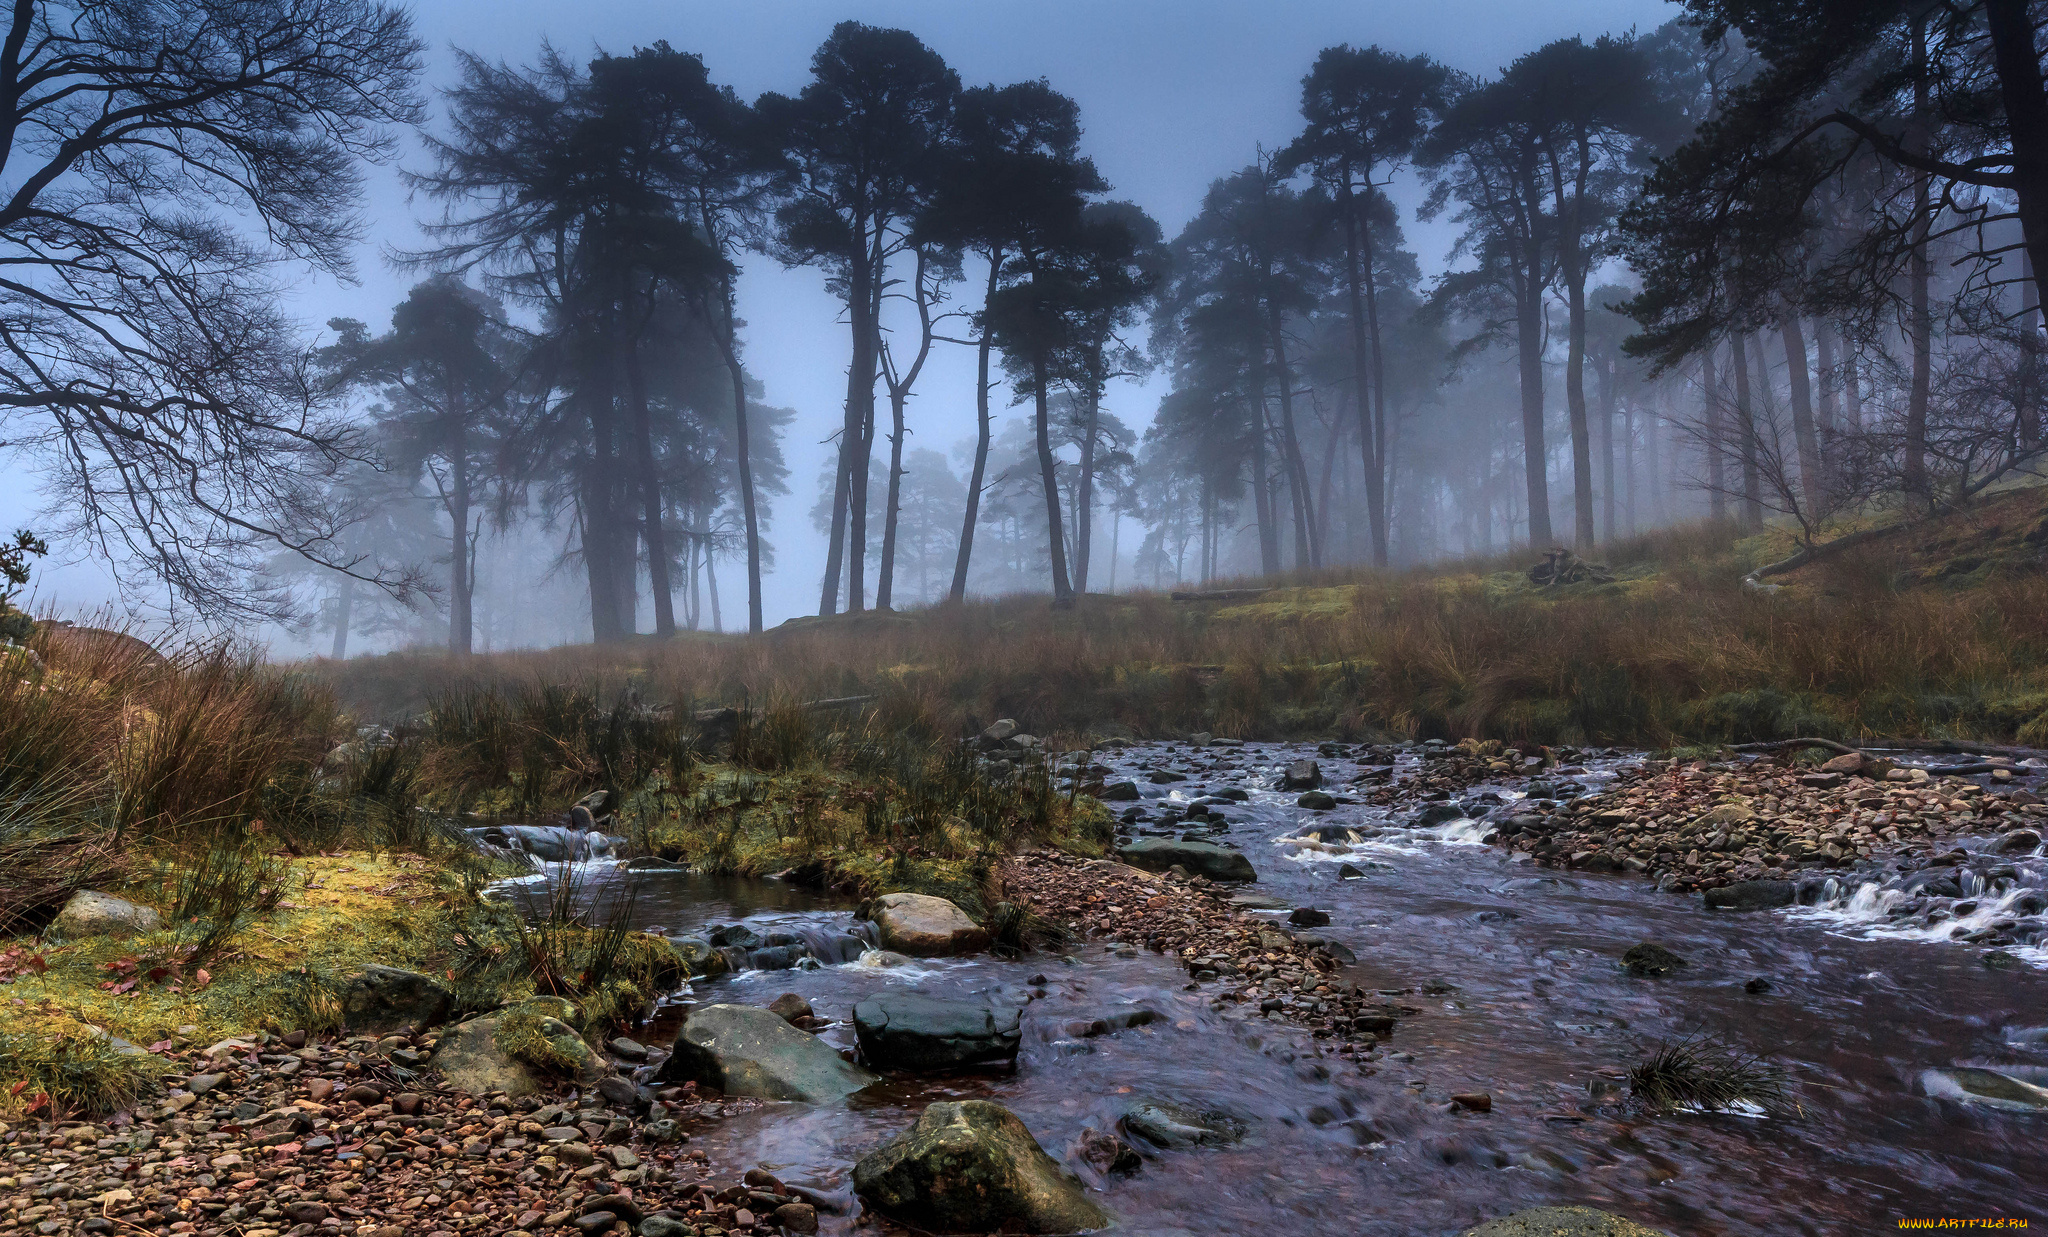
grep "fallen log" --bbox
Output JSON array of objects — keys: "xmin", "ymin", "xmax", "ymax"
[{"xmin": 1728, "ymin": 738, "xmax": 1862, "ymax": 756}]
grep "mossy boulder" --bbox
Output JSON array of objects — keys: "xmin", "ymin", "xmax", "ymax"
[
  {"xmin": 53, "ymin": 890, "xmax": 161, "ymax": 938},
  {"xmin": 854, "ymin": 1100, "xmax": 1107, "ymax": 1234},
  {"xmin": 342, "ymin": 965, "xmax": 453, "ymax": 1034},
  {"xmin": 430, "ymin": 1014, "xmax": 543, "ymax": 1098},
  {"xmin": 430, "ymin": 1003, "xmax": 604, "ymax": 1098},
  {"xmin": 1457, "ymin": 1206, "xmax": 1672, "ymax": 1236},
  {"xmin": 654, "ymin": 1003, "xmax": 877, "ymax": 1103}
]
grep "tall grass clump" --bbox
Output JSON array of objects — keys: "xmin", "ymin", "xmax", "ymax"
[{"xmin": 1627, "ymin": 1034, "xmax": 1795, "ymax": 1116}]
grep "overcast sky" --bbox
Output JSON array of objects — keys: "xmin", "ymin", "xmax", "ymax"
[{"xmin": 4, "ymin": 0, "xmax": 1676, "ymax": 641}]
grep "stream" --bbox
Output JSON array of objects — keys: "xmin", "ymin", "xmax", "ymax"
[{"xmin": 507, "ymin": 742, "xmax": 2048, "ymax": 1236}]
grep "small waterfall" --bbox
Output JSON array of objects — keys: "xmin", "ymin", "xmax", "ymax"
[{"xmin": 697, "ymin": 921, "xmax": 875, "ymax": 973}]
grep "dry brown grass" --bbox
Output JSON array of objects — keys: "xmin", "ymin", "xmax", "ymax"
[{"xmin": 301, "ymin": 515, "xmax": 2048, "ymax": 748}]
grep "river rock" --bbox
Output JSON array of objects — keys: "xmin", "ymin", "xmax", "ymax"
[
  {"xmin": 1288, "ymin": 906, "xmax": 1330, "ymax": 927},
  {"xmin": 1997, "ymin": 829, "xmax": 2043, "ymax": 854},
  {"xmin": 1819, "ymin": 751, "xmax": 1868, "ymax": 775},
  {"xmin": 1296, "ymin": 791, "xmax": 1337, "ymax": 810},
  {"xmin": 1117, "ymin": 837, "xmax": 1256, "ymax": 882},
  {"xmin": 655, "ymin": 1003, "xmax": 877, "ymax": 1102},
  {"xmin": 1921, "ymin": 1066, "xmax": 2048, "ymax": 1111},
  {"xmin": 342, "ymin": 965, "xmax": 453, "ymax": 1033},
  {"xmin": 669, "ymin": 935, "xmax": 732, "ymax": 978},
  {"xmin": 1622, "ymin": 942, "xmax": 1686, "ymax": 976},
  {"xmin": 853, "ymin": 993, "xmax": 1022, "ymax": 1072},
  {"xmin": 52, "ymin": 890, "xmax": 161, "ymax": 937},
  {"xmin": 1120, "ymin": 1099, "xmax": 1247, "ymax": 1148},
  {"xmin": 768, "ymin": 993, "xmax": 813, "ymax": 1024},
  {"xmin": 1280, "ymin": 759, "xmax": 1322, "ymax": 790},
  {"xmin": 1458, "ymin": 1206, "xmax": 1673, "ymax": 1237},
  {"xmin": 853, "ymin": 1100, "xmax": 1107, "ymax": 1234},
  {"xmin": 1097, "ymin": 780, "xmax": 1141, "ymax": 801},
  {"xmin": 871, "ymin": 892, "xmax": 990, "ymax": 956},
  {"xmin": 1703, "ymin": 879, "xmax": 1796, "ymax": 911},
  {"xmin": 1414, "ymin": 802, "xmax": 1468, "ymax": 827}
]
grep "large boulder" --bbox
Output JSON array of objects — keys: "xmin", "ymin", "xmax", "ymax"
[
  {"xmin": 1704, "ymin": 879, "xmax": 1796, "ymax": 911},
  {"xmin": 1116, "ymin": 838, "xmax": 1256, "ymax": 882},
  {"xmin": 870, "ymin": 893, "xmax": 989, "ymax": 957},
  {"xmin": 342, "ymin": 965, "xmax": 453, "ymax": 1033},
  {"xmin": 654, "ymin": 1003, "xmax": 877, "ymax": 1103},
  {"xmin": 854, "ymin": 1100, "xmax": 1108, "ymax": 1234},
  {"xmin": 1458, "ymin": 1206, "xmax": 1672, "ymax": 1237},
  {"xmin": 854, "ymin": 993, "xmax": 1021, "ymax": 1073},
  {"xmin": 53, "ymin": 890, "xmax": 161, "ymax": 937}
]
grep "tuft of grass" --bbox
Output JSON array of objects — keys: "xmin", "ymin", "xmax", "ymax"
[
  {"xmin": 1627, "ymin": 1034, "xmax": 1795, "ymax": 1116},
  {"xmin": 0, "ymin": 1029, "xmax": 165, "ymax": 1118}
]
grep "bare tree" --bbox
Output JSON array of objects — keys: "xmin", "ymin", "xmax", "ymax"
[{"xmin": 0, "ymin": 0, "xmax": 424, "ymax": 622}]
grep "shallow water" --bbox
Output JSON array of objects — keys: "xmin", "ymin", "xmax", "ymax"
[{"xmin": 516, "ymin": 743, "xmax": 2048, "ymax": 1235}]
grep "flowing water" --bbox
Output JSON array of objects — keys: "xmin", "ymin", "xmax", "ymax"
[{"xmin": 509, "ymin": 743, "xmax": 2048, "ymax": 1236}]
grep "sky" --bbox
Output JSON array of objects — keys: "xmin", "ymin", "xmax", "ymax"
[{"xmin": 3, "ymin": 0, "xmax": 1677, "ymax": 642}]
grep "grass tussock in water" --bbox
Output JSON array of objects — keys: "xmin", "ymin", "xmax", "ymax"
[
  {"xmin": 307, "ymin": 500, "xmax": 2048, "ymax": 749},
  {"xmin": 1627, "ymin": 1035, "xmax": 1796, "ymax": 1117}
]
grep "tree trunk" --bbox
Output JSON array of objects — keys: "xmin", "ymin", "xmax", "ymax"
[
  {"xmin": 1730, "ymin": 333, "xmax": 1765, "ymax": 528},
  {"xmin": 446, "ymin": 391, "xmax": 473, "ymax": 656},
  {"xmin": 582, "ymin": 362, "xmax": 628, "ymax": 644},
  {"xmin": 1315, "ymin": 398, "xmax": 1340, "ymax": 555},
  {"xmin": 949, "ymin": 255, "xmax": 1000, "ymax": 603},
  {"xmin": 1251, "ymin": 398, "xmax": 1280, "ymax": 575},
  {"xmin": 1595, "ymin": 355, "xmax": 1615, "ymax": 545},
  {"xmin": 821, "ymin": 214, "xmax": 879, "ymax": 616},
  {"xmin": 1904, "ymin": 15, "xmax": 1932, "ymax": 502},
  {"xmin": 1984, "ymin": 0, "xmax": 2048, "ymax": 335},
  {"xmin": 2023, "ymin": 250, "xmax": 2044, "ymax": 450},
  {"xmin": 1841, "ymin": 329, "xmax": 1865, "ymax": 429},
  {"xmin": 329, "ymin": 580, "xmax": 354, "ymax": 660},
  {"xmin": 877, "ymin": 384, "xmax": 907, "ymax": 610},
  {"xmin": 1780, "ymin": 311, "xmax": 1822, "ymax": 517},
  {"xmin": 1516, "ymin": 279, "xmax": 1553, "ymax": 546},
  {"xmin": 624, "ymin": 332, "xmax": 676, "ymax": 638},
  {"xmin": 1343, "ymin": 181, "xmax": 1391, "ymax": 567},
  {"xmin": 1074, "ymin": 388, "xmax": 1100, "ymax": 592},
  {"xmin": 1032, "ymin": 352, "xmax": 1075, "ymax": 606},
  {"xmin": 1564, "ymin": 270, "xmax": 1595, "ymax": 551},
  {"xmin": 1268, "ymin": 313, "xmax": 1318, "ymax": 569},
  {"xmin": 1702, "ymin": 348, "xmax": 1727, "ymax": 521},
  {"xmin": 715, "ymin": 323, "xmax": 763, "ymax": 634}
]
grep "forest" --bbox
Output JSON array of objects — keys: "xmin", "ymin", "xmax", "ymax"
[{"xmin": 7, "ymin": 1, "xmax": 2036, "ymax": 653}]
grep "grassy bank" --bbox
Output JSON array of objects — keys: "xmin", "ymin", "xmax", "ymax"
[
  {"xmin": 313, "ymin": 489, "xmax": 2048, "ymax": 749},
  {"xmin": 0, "ymin": 622, "xmax": 1098, "ymax": 1117}
]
